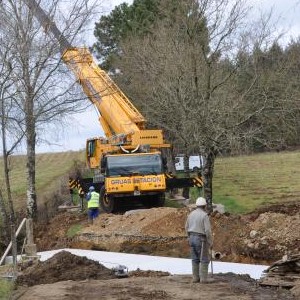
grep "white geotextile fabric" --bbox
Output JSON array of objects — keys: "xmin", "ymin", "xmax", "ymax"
[{"xmin": 38, "ymin": 248, "xmax": 268, "ymax": 280}]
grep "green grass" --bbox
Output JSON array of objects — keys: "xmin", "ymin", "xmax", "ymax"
[
  {"xmin": 66, "ymin": 224, "xmax": 83, "ymax": 238},
  {"xmin": 213, "ymin": 151, "xmax": 300, "ymax": 213},
  {"xmin": 0, "ymin": 151, "xmax": 85, "ymax": 209},
  {"xmin": 1, "ymin": 149, "xmax": 300, "ymax": 215},
  {"xmin": 0, "ymin": 278, "xmax": 14, "ymax": 299},
  {"xmin": 164, "ymin": 197, "xmax": 184, "ymax": 208}
]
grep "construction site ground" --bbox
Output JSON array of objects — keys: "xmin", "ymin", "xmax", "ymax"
[
  {"xmin": 34, "ymin": 201, "xmax": 300, "ymax": 264},
  {"xmin": 6, "ymin": 200, "xmax": 300, "ymax": 299},
  {"xmin": 12, "ymin": 251, "xmax": 297, "ymax": 299}
]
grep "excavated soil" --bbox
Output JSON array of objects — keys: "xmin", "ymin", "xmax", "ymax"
[
  {"xmin": 13, "ymin": 202, "xmax": 300, "ymax": 299},
  {"xmin": 13, "ymin": 251, "xmax": 296, "ymax": 299},
  {"xmin": 16, "ymin": 250, "xmax": 117, "ymax": 286},
  {"xmin": 34, "ymin": 201, "xmax": 300, "ymax": 264}
]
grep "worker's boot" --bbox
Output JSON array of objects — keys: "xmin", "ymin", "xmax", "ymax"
[
  {"xmin": 192, "ymin": 262, "xmax": 200, "ymax": 283},
  {"xmin": 200, "ymin": 263, "xmax": 209, "ymax": 283}
]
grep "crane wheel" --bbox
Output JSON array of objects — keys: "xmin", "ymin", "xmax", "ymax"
[
  {"xmin": 153, "ymin": 192, "xmax": 165, "ymax": 207},
  {"xmin": 142, "ymin": 193, "xmax": 165, "ymax": 208},
  {"xmin": 100, "ymin": 186, "xmax": 115, "ymax": 213}
]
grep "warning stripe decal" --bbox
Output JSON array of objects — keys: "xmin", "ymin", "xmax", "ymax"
[
  {"xmin": 69, "ymin": 178, "xmax": 85, "ymax": 196},
  {"xmin": 192, "ymin": 176, "xmax": 203, "ymax": 187}
]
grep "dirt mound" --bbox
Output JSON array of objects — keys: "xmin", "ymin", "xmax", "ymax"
[
  {"xmin": 73, "ymin": 207, "xmax": 191, "ymax": 257},
  {"xmin": 35, "ymin": 212, "xmax": 88, "ymax": 251},
  {"xmin": 92, "ymin": 207, "xmax": 185, "ymax": 237},
  {"xmin": 74, "ymin": 207, "xmax": 251, "ymax": 260},
  {"xmin": 253, "ymin": 201, "xmax": 300, "ymax": 216},
  {"xmin": 237, "ymin": 211, "xmax": 300, "ymax": 261},
  {"xmin": 34, "ymin": 201, "xmax": 300, "ymax": 264},
  {"xmin": 17, "ymin": 251, "xmax": 116, "ymax": 286}
]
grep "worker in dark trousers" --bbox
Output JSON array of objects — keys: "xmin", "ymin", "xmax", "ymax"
[
  {"xmin": 86, "ymin": 186, "xmax": 100, "ymax": 224},
  {"xmin": 185, "ymin": 197, "xmax": 212, "ymax": 283}
]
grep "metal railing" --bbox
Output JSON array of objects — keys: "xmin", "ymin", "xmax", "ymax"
[{"xmin": 0, "ymin": 218, "xmax": 27, "ymax": 266}]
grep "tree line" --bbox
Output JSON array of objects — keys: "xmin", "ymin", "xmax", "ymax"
[{"xmin": 93, "ymin": 0, "xmax": 300, "ymax": 210}]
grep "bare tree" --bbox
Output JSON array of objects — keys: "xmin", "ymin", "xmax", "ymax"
[
  {"xmin": 0, "ymin": 38, "xmax": 25, "ymax": 225},
  {"xmin": 0, "ymin": 0, "xmax": 99, "ymax": 219},
  {"xmin": 114, "ymin": 0, "xmax": 282, "ymax": 211}
]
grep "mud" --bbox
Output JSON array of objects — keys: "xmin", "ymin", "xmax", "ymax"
[
  {"xmin": 17, "ymin": 251, "xmax": 117, "ymax": 286},
  {"xmin": 14, "ymin": 273, "xmax": 295, "ymax": 300}
]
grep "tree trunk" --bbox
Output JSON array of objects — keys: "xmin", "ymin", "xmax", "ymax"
[
  {"xmin": 203, "ymin": 150, "xmax": 216, "ymax": 214},
  {"xmin": 26, "ymin": 129, "xmax": 37, "ymax": 219},
  {"xmin": 26, "ymin": 93, "xmax": 37, "ymax": 219},
  {"xmin": 0, "ymin": 190, "xmax": 9, "ymax": 244},
  {"xmin": 0, "ymin": 96, "xmax": 15, "ymax": 224},
  {"xmin": 2, "ymin": 133, "xmax": 15, "ymax": 223},
  {"xmin": 3, "ymin": 150, "xmax": 15, "ymax": 223},
  {"xmin": 161, "ymin": 148, "xmax": 176, "ymax": 173}
]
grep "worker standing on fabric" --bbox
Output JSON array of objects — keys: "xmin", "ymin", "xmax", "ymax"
[
  {"xmin": 86, "ymin": 186, "xmax": 100, "ymax": 223},
  {"xmin": 185, "ymin": 197, "xmax": 213, "ymax": 283}
]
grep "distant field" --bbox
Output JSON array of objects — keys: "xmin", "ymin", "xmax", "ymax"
[
  {"xmin": 0, "ymin": 151, "xmax": 85, "ymax": 210},
  {"xmin": 213, "ymin": 151, "xmax": 300, "ymax": 213},
  {"xmin": 0, "ymin": 150, "xmax": 299, "ymax": 214}
]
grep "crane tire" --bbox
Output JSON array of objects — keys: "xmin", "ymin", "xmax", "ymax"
[{"xmin": 100, "ymin": 186, "xmax": 115, "ymax": 213}]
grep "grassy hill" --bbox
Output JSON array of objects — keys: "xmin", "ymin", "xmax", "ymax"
[
  {"xmin": 0, "ymin": 151, "xmax": 85, "ymax": 210},
  {"xmin": 0, "ymin": 150, "xmax": 299, "ymax": 214},
  {"xmin": 214, "ymin": 151, "xmax": 300, "ymax": 213}
]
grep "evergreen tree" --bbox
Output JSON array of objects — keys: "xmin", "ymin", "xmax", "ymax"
[{"xmin": 93, "ymin": 0, "xmax": 161, "ymax": 71}]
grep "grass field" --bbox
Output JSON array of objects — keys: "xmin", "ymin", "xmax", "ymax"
[
  {"xmin": 0, "ymin": 278, "xmax": 14, "ymax": 299},
  {"xmin": 0, "ymin": 151, "xmax": 85, "ymax": 210},
  {"xmin": 0, "ymin": 150, "xmax": 299, "ymax": 214},
  {"xmin": 213, "ymin": 151, "xmax": 300, "ymax": 213}
]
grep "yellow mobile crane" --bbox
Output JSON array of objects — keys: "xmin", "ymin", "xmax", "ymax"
[{"xmin": 23, "ymin": 0, "xmax": 203, "ymax": 212}]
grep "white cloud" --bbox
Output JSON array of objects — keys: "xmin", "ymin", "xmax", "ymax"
[{"xmin": 250, "ymin": 0, "xmax": 300, "ymax": 39}]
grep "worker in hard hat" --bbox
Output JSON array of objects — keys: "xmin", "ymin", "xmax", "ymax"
[
  {"xmin": 86, "ymin": 186, "xmax": 100, "ymax": 224},
  {"xmin": 185, "ymin": 197, "xmax": 212, "ymax": 283}
]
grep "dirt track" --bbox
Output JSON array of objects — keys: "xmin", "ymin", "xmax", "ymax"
[
  {"xmin": 14, "ymin": 274, "xmax": 295, "ymax": 300},
  {"xmin": 13, "ymin": 273, "xmax": 296, "ymax": 300}
]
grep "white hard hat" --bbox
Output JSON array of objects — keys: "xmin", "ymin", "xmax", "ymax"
[{"xmin": 196, "ymin": 197, "xmax": 207, "ymax": 206}]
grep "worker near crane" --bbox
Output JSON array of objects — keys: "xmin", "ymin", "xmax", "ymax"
[
  {"xmin": 86, "ymin": 186, "xmax": 100, "ymax": 223},
  {"xmin": 185, "ymin": 197, "xmax": 212, "ymax": 283}
]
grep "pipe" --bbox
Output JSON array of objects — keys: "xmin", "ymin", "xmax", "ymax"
[{"xmin": 212, "ymin": 251, "xmax": 222, "ymax": 260}]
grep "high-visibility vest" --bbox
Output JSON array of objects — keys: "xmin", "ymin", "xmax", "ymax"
[{"xmin": 88, "ymin": 191, "xmax": 100, "ymax": 208}]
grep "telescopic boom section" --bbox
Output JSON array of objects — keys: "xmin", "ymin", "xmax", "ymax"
[
  {"xmin": 62, "ymin": 48, "xmax": 146, "ymax": 139},
  {"xmin": 22, "ymin": 0, "xmax": 154, "ymax": 142},
  {"xmin": 21, "ymin": 0, "xmax": 71, "ymax": 53}
]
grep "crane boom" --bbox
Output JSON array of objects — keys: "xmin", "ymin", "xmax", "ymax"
[
  {"xmin": 21, "ymin": 0, "xmax": 71, "ymax": 53},
  {"xmin": 21, "ymin": 0, "xmax": 203, "ymax": 213},
  {"xmin": 22, "ymin": 0, "xmax": 162, "ymax": 144},
  {"xmin": 62, "ymin": 48, "xmax": 146, "ymax": 139}
]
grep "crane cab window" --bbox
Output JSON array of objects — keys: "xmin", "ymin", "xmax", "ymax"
[
  {"xmin": 106, "ymin": 154, "xmax": 163, "ymax": 177},
  {"xmin": 87, "ymin": 140, "xmax": 96, "ymax": 157}
]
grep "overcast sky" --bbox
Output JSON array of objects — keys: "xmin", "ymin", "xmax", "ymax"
[{"xmin": 33, "ymin": 0, "xmax": 300, "ymax": 154}]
